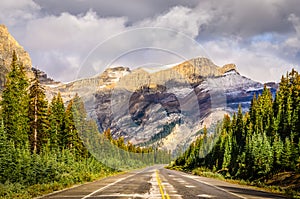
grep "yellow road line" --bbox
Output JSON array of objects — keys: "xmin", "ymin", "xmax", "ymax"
[{"xmin": 156, "ymin": 170, "xmax": 170, "ymax": 199}]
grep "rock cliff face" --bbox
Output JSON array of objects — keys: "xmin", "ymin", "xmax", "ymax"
[
  {"xmin": 103, "ymin": 57, "xmax": 238, "ymax": 92},
  {"xmin": 0, "ymin": 25, "xmax": 33, "ymax": 87},
  {"xmin": 32, "ymin": 67, "xmax": 58, "ymax": 85},
  {"xmin": 50, "ymin": 57, "xmax": 275, "ymax": 155}
]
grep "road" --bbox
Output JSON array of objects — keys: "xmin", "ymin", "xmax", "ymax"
[{"xmin": 40, "ymin": 165, "xmax": 286, "ymax": 199}]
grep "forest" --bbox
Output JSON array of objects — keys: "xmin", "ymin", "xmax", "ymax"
[
  {"xmin": 0, "ymin": 52, "xmax": 170, "ymax": 198},
  {"xmin": 172, "ymin": 68, "xmax": 300, "ymax": 194}
]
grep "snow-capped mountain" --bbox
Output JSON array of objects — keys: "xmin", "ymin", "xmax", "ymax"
[{"xmin": 48, "ymin": 57, "xmax": 276, "ymax": 155}]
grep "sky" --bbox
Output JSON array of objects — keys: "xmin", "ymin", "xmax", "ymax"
[{"xmin": 1, "ymin": 0, "xmax": 300, "ymax": 83}]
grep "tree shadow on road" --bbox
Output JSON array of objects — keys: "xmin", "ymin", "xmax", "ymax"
[{"xmin": 217, "ymin": 185, "xmax": 287, "ymax": 199}]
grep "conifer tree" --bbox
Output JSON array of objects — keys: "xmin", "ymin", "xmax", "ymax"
[
  {"xmin": 272, "ymin": 133, "xmax": 283, "ymax": 173},
  {"xmin": 222, "ymin": 134, "xmax": 232, "ymax": 169},
  {"xmin": 0, "ymin": 121, "xmax": 14, "ymax": 183},
  {"xmin": 48, "ymin": 93, "xmax": 66, "ymax": 149},
  {"xmin": 1, "ymin": 51, "xmax": 30, "ymax": 148},
  {"xmin": 249, "ymin": 93, "xmax": 259, "ymax": 134},
  {"xmin": 65, "ymin": 99, "xmax": 76, "ymax": 149},
  {"xmin": 65, "ymin": 95, "xmax": 88, "ymax": 157},
  {"xmin": 235, "ymin": 105, "xmax": 244, "ymax": 147},
  {"xmin": 260, "ymin": 86, "xmax": 274, "ymax": 136},
  {"xmin": 282, "ymin": 137, "xmax": 293, "ymax": 171},
  {"xmin": 28, "ymin": 70, "xmax": 49, "ymax": 153}
]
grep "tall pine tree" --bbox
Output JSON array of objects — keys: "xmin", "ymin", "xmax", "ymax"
[
  {"xmin": 1, "ymin": 51, "xmax": 30, "ymax": 148},
  {"xmin": 48, "ymin": 92, "xmax": 66, "ymax": 149},
  {"xmin": 65, "ymin": 95, "xmax": 88, "ymax": 157},
  {"xmin": 28, "ymin": 70, "xmax": 49, "ymax": 153}
]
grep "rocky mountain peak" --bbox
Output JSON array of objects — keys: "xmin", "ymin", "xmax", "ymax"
[
  {"xmin": 186, "ymin": 57, "xmax": 237, "ymax": 76},
  {"xmin": 0, "ymin": 25, "xmax": 33, "ymax": 87},
  {"xmin": 219, "ymin": 63, "xmax": 237, "ymax": 74},
  {"xmin": 99, "ymin": 66, "xmax": 131, "ymax": 86},
  {"xmin": 103, "ymin": 66, "xmax": 130, "ymax": 73},
  {"xmin": 31, "ymin": 67, "xmax": 59, "ymax": 85},
  {"xmin": 188, "ymin": 57, "xmax": 216, "ymax": 68}
]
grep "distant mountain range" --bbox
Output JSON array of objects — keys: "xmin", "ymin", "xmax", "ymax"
[{"xmin": 0, "ymin": 24, "xmax": 277, "ymax": 155}]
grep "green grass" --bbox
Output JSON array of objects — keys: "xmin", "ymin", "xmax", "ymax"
[
  {"xmin": 0, "ymin": 170, "xmax": 118, "ymax": 199},
  {"xmin": 0, "ymin": 148, "xmax": 119, "ymax": 199}
]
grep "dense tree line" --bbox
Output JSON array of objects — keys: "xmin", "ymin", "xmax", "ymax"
[
  {"xmin": 1, "ymin": 52, "xmax": 88, "ymax": 156},
  {"xmin": 174, "ymin": 69, "xmax": 300, "ymax": 181},
  {"xmin": 103, "ymin": 129, "xmax": 171, "ymax": 165},
  {"xmin": 0, "ymin": 53, "xmax": 171, "ymax": 198},
  {"xmin": 0, "ymin": 52, "xmax": 101, "ymax": 194}
]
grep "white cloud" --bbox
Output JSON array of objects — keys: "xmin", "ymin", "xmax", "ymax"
[
  {"xmin": 203, "ymin": 37, "xmax": 296, "ymax": 83},
  {"xmin": 24, "ymin": 10, "xmax": 128, "ymax": 51},
  {"xmin": 20, "ymin": 6, "xmax": 210, "ymax": 82},
  {"xmin": 1, "ymin": 0, "xmax": 300, "ymax": 83},
  {"xmin": 136, "ymin": 6, "xmax": 211, "ymax": 37},
  {"xmin": 21, "ymin": 10, "xmax": 129, "ymax": 81},
  {"xmin": 0, "ymin": 0, "xmax": 40, "ymax": 26}
]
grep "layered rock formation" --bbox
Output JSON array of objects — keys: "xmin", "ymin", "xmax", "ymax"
[
  {"xmin": 50, "ymin": 57, "xmax": 275, "ymax": 155},
  {"xmin": 0, "ymin": 25, "xmax": 33, "ymax": 87}
]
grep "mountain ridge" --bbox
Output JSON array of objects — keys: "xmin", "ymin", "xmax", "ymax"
[
  {"xmin": 0, "ymin": 24, "xmax": 277, "ymax": 155},
  {"xmin": 50, "ymin": 58, "xmax": 274, "ymax": 154}
]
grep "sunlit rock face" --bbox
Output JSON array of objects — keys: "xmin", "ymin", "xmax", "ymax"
[
  {"xmin": 0, "ymin": 25, "xmax": 34, "ymax": 87},
  {"xmin": 47, "ymin": 57, "xmax": 276, "ymax": 155}
]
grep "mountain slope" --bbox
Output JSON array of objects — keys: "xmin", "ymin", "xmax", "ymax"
[
  {"xmin": 0, "ymin": 25, "xmax": 33, "ymax": 87},
  {"xmin": 49, "ymin": 58, "xmax": 275, "ymax": 155}
]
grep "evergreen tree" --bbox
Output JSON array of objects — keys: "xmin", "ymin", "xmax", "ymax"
[
  {"xmin": 172, "ymin": 68, "xmax": 300, "ymax": 182},
  {"xmin": 235, "ymin": 104, "xmax": 245, "ymax": 148},
  {"xmin": 1, "ymin": 51, "xmax": 30, "ymax": 148},
  {"xmin": 222, "ymin": 133, "xmax": 232, "ymax": 169},
  {"xmin": 65, "ymin": 95, "xmax": 89, "ymax": 157},
  {"xmin": 272, "ymin": 133, "xmax": 283, "ymax": 173},
  {"xmin": 249, "ymin": 93, "xmax": 258, "ymax": 134},
  {"xmin": 276, "ymin": 73, "xmax": 293, "ymax": 139},
  {"xmin": 48, "ymin": 93, "xmax": 66, "ymax": 149},
  {"xmin": 0, "ymin": 121, "xmax": 14, "ymax": 183},
  {"xmin": 260, "ymin": 86, "xmax": 274, "ymax": 136},
  {"xmin": 282, "ymin": 137, "xmax": 293, "ymax": 171},
  {"xmin": 28, "ymin": 70, "xmax": 49, "ymax": 153}
]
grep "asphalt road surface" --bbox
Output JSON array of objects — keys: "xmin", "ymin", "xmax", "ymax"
[{"xmin": 40, "ymin": 165, "xmax": 286, "ymax": 199}]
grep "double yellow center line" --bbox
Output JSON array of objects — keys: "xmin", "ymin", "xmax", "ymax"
[{"xmin": 156, "ymin": 170, "xmax": 170, "ymax": 199}]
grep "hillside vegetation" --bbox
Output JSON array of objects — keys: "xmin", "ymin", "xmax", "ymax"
[{"xmin": 171, "ymin": 69, "xmax": 300, "ymax": 197}]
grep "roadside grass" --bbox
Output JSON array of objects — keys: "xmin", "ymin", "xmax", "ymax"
[
  {"xmin": 0, "ymin": 170, "xmax": 118, "ymax": 199},
  {"xmin": 167, "ymin": 165, "xmax": 300, "ymax": 198},
  {"xmin": 0, "ymin": 157, "xmax": 148, "ymax": 199}
]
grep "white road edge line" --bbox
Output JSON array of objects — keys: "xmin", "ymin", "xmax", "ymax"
[
  {"xmin": 195, "ymin": 179, "xmax": 247, "ymax": 199},
  {"xmin": 81, "ymin": 168, "xmax": 149, "ymax": 199},
  {"xmin": 169, "ymin": 170, "xmax": 247, "ymax": 199}
]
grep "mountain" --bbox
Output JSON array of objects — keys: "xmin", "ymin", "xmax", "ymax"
[
  {"xmin": 0, "ymin": 25, "xmax": 33, "ymax": 88},
  {"xmin": 32, "ymin": 67, "xmax": 59, "ymax": 85},
  {"xmin": 0, "ymin": 25, "xmax": 277, "ymax": 155},
  {"xmin": 48, "ymin": 58, "xmax": 276, "ymax": 155}
]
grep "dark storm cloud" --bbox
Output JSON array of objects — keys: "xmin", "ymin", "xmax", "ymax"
[{"xmin": 195, "ymin": 0, "xmax": 300, "ymax": 38}]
